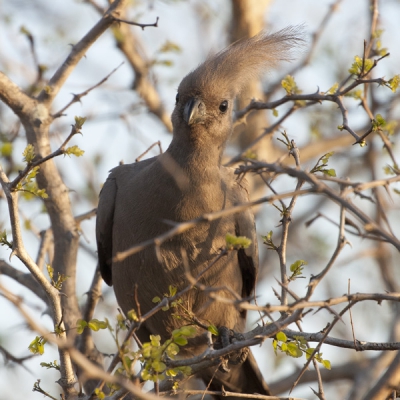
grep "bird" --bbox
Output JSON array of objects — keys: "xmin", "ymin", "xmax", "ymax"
[{"xmin": 96, "ymin": 27, "xmax": 302, "ymax": 396}]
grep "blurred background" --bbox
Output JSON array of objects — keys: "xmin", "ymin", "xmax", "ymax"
[{"xmin": 1, "ymin": 0, "xmax": 400, "ymax": 399}]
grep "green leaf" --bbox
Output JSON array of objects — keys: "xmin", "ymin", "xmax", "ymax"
[
  {"xmin": 281, "ymin": 75, "xmax": 301, "ymax": 95},
  {"xmin": 166, "ymin": 368, "xmax": 178, "ymax": 377},
  {"xmin": 287, "ymin": 342, "xmax": 303, "ymax": 358},
  {"xmin": 152, "ymin": 360, "xmax": 166, "ymax": 373},
  {"xmin": 141, "ymin": 368, "xmax": 153, "ymax": 381},
  {"xmin": 359, "ymin": 140, "xmax": 367, "ymax": 147},
  {"xmin": 36, "ymin": 188, "xmax": 48, "ymax": 199},
  {"xmin": 272, "ymin": 108, "xmax": 279, "ymax": 117},
  {"xmin": 166, "ymin": 343, "xmax": 180, "ymax": 357},
  {"xmin": 174, "ymin": 336, "xmax": 188, "ymax": 346},
  {"xmin": 26, "ymin": 166, "xmax": 40, "ymax": 181},
  {"xmin": 225, "ymin": 233, "xmax": 252, "ymax": 250},
  {"xmin": 64, "ymin": 145, "xmax": 85, "ymax": 157},
  {"xmin": 74, "ymin": 116, "xmax": 86, "ymax": 129},
  {"xmin": 311, "ymin": 152, "xmax": 335, "ymax": 175},
  {"xmin": 326, "ymin": 82, "xmax": 338, "ymax": 94},
  {"xmin": 28, "ymin": 336, "xmax": 46, "ymax": 355},
  {"xmin": 159, "ymin": 40, "xmax": 181, "ymax": 53},
  {"xmin": 169, "ymin": 285, "xmax": 177, "ymax": 297},
  {"xmin": 207, "ymin": 324, "xmax": 219, "ymax": 336},
  {"xmin": 150, "ymin": 334, "xmax": 161, "ymax": 347},
  {"xmin": 88, "ymin": 319, "xmax": 108, "ymax": 331},
  {"xmin": 94, "ymin": 388, "xmax": 105, "ymax": 399},
  {"xmin": 322, "ymin": 359, "xmax": 331, "ymax": 370},
  {"xmin": 22, "ymin": 144, "xmax": 35, "ymax": 163},
  {"xmin": 242, "ymin": 149, "xmax": 257, "ymax": 160},
  {"xmin": 177, "ymin": 366, "xmax": 192, "ymax": 375},
  {"xmin": 40, "ymin": 360, "xmax": 60, "ymax": 370},
  {"xmin": 276, "ymin": 331, "xmax": 287, "ymax": 342},
  {"xmin": 76, "ymin": 319, "xmax": 88, "ymax": 334},
  {"xmin": 127, "ymin": 309, "xmax": 138, "ymax": 321},
  {"xmin": 152, "ymin": 296, "xmax": 161, "ymax": 303},
  {"xmin": 0, "ymin": 230, "xmax": 12, "ymax": 248},
  {"xmin": 345, "ymin": 89, "xmax": 363, "ymax": 100},
  {"xmin": 305, "ymin": 347, "xmax": 315, "ymax": 359},
  {"xmin": 322, "ymin": 168, "xmax": 337, "ymax": 177},
  {"xmin": 1, "ymin": 142, "xmax": 13, "ymax": 157},
  {"xmin": 349, "ymin": 55, "xmax": 374, "ymax": 76},
  {"xmin": 372, "ymin": 113, "xmax": 386, "ymax": 131},
  {"xmin": 388, "ymin": 74, "xmax": 400, "ymax": 93},
  {"xmin": 47, "ymin": 264, "xmax": 54, "ymax": 280},
  {"xmin": 321, "ymin": 152, "xmax": 334, "ymax": 164},
  {"xmin": 289, "ymin": 259, "xmax": 307, "ymax": 279}
]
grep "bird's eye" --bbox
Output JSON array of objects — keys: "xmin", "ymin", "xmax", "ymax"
[
  {"xmin": 175, "ymin": 93, "xmax": 179, "ymax": 104},
  {"xmin": 219, "ymin": 100, "xmax": 228, "ymax": 113}
]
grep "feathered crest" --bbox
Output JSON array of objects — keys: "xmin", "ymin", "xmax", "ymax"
[{"xmin": 180, "ymin": 26, "xmax": 306, "ymax": 99}]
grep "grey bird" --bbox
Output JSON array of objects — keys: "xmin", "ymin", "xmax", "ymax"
[{"xmin": 96, "ymin": 27, "xmax": 302, "ymax": 395}]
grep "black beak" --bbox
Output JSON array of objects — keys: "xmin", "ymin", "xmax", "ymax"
[{"xmin": 183, "ymin": 98, "xmax": 206, "ymax": 125}]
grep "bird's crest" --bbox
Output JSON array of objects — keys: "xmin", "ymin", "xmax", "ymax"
[{"xmin": 180, "ymin": 26, "xmax": 305, "ymax": 99}]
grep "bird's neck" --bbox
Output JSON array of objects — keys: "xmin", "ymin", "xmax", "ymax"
[{"xmin": 166, "ymin": 136, "xmax": 225, "ymax": 179}]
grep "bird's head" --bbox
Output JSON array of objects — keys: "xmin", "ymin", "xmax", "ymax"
[{"xmin": 171, "ymin": 26, "xmax": 305, "ymax": 156}]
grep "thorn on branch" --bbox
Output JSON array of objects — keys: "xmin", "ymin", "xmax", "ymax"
[{"xmin": 112, "ymin": 15, "xmax": 159, "ymax": 30}]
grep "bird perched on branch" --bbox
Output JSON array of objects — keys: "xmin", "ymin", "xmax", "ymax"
[{"xmin": 96, "ymin": 27, "xmax": 302, "ymax": 396}]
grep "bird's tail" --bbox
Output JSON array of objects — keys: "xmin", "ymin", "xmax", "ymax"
[{"xmin": 201, "ymin": 350, "xmax": 270, "ymax": 398}]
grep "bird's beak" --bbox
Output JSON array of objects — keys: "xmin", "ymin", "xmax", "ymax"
[{"xmin": 183, "ymin": 98, "xmax": 206, "ymax": 125}]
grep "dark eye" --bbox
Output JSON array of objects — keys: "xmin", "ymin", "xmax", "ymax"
[
  {"xmin": 175, "ymin": 93, "xmax": 179, "ymax": 104},
  {"xmin": 219, "ymin": 100, "xmax": 228, "ymax": 113}
]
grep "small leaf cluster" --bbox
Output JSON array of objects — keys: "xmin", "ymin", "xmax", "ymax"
[
  {"xmin": 28, "ymin": 336, "xmax": 47, "ymax": 355},
  {"xmin": 288, "ymin": 260, "xmax": 307, "ymax": 281},
  {"xmin": 345, "ymin": 88, "xmax": 363, "ymax": 100},
  {"xmin": 64, "ymin": 145, "xmax": 85, "ymax": 157},
  {"xmin": 22, "ymin": 144, "xmax": 35, "ymax": 163},
  {"xmin": 310, "ymin": 152, "xmax": 336, "ymax": 177},
  {"xmin": 273, "ymin": 332, "xmax": 331, "ymax": 370},
  {"xmin": 0, "ymin": 230, "xmax": 13, "ymax": 248},
  {"xmin": 383, "ymin": 164, "xmax": 400, "ymax": 176},
  {"xmin": 16, "ymin": 146, "xmax": 48, "ymax": 199},
  {"xmin": 152, "ymin": 284, "xmax": 178, "ymax": 311},
  {"xmin": 262, "ymin": 231, "xmax": 277, "ymax": 251},
  {"xmin": 225, "ymin": 233, "xmax": 252, "ymax": 250},
  {"xmin": 372, "ymin": 29, "xmax": 388, "ymax": 57},
  {"xmin": 1, "ymin": 141, "xmax": 13, "ymax": 157},
  {"xmin": 76, "ymin": 318, "xmax": 109, "ymax": 334},
  {"xmin": 325, "ymin": 82, "xmax": 338, "ymax": 95},
  {"xmin": 387, "ymin": 75, "xmax": 400, "ymax": 93},
  {"xmin": 46, "ymin": 264, "xmax": 68, "ymax": 291},
  {"xmin": 140, "ymin": 327, "xmax": 195, "ymax": 383},
  {"xmin": 281, "ymin": 75, "xmax": 302, "ymax": 95},
  {"xmin": 276, "ymin": 130, "xmax": 293, "ymax": 151},
  {"xmin": 372, "ymin": 113, "xmax": 386, "ymax": 131},
  {"xmin": 348, "ymin": 56, "xmax": 374, "ymax": 76},
  {"xmin": 74, "ymin": 116, "xmax": 86, "ymax": 130},
  {"xmin": 151, "ymin": 40, "xmax": 181, "ymax": 67},
  {"xmin": 40, "ymin": 360, "xmax": 60, "ymax": 371}
]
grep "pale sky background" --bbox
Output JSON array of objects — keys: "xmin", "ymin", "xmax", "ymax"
[{"xmin": 1, "ymin": 0, "xmax": 400, "ymax": 399}]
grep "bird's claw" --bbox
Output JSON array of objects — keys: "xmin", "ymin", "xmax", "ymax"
[{"xmin": 215, "ymin": 326, "xmax": 249, "ymax": 372}]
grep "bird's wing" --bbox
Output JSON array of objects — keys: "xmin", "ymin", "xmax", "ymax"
[
  {"xmin": 96, "ymin": 157, "xmax": 158, "ymax": 286},
  {"xmin": 96, "ymin": 173, "xmax": 117, "ymax": 286},
  {"xmin": 236, "ymin": 182, "xmax": 258, "ymax": 298},
  {"xmin": 223, "ymin": 168, "xmax": 258, "ymax": 299}
]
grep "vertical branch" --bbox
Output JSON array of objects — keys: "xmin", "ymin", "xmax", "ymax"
[
  {"xmin": 278, "ymin": 140, "xmax": 303, "ymax": 306},
  {"xmin": 0, "ymin": 167, "xmax": 77, "ymax": 397}
]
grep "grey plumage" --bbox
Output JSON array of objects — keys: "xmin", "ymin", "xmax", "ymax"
[{"xmin": 96, "ymin": 27, "xmax": 303, "ymax": 395}]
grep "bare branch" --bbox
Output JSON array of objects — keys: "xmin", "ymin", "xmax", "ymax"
[{"xmin": 37, "ymin": 0, "xmax": 129, "ymax": 106}]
